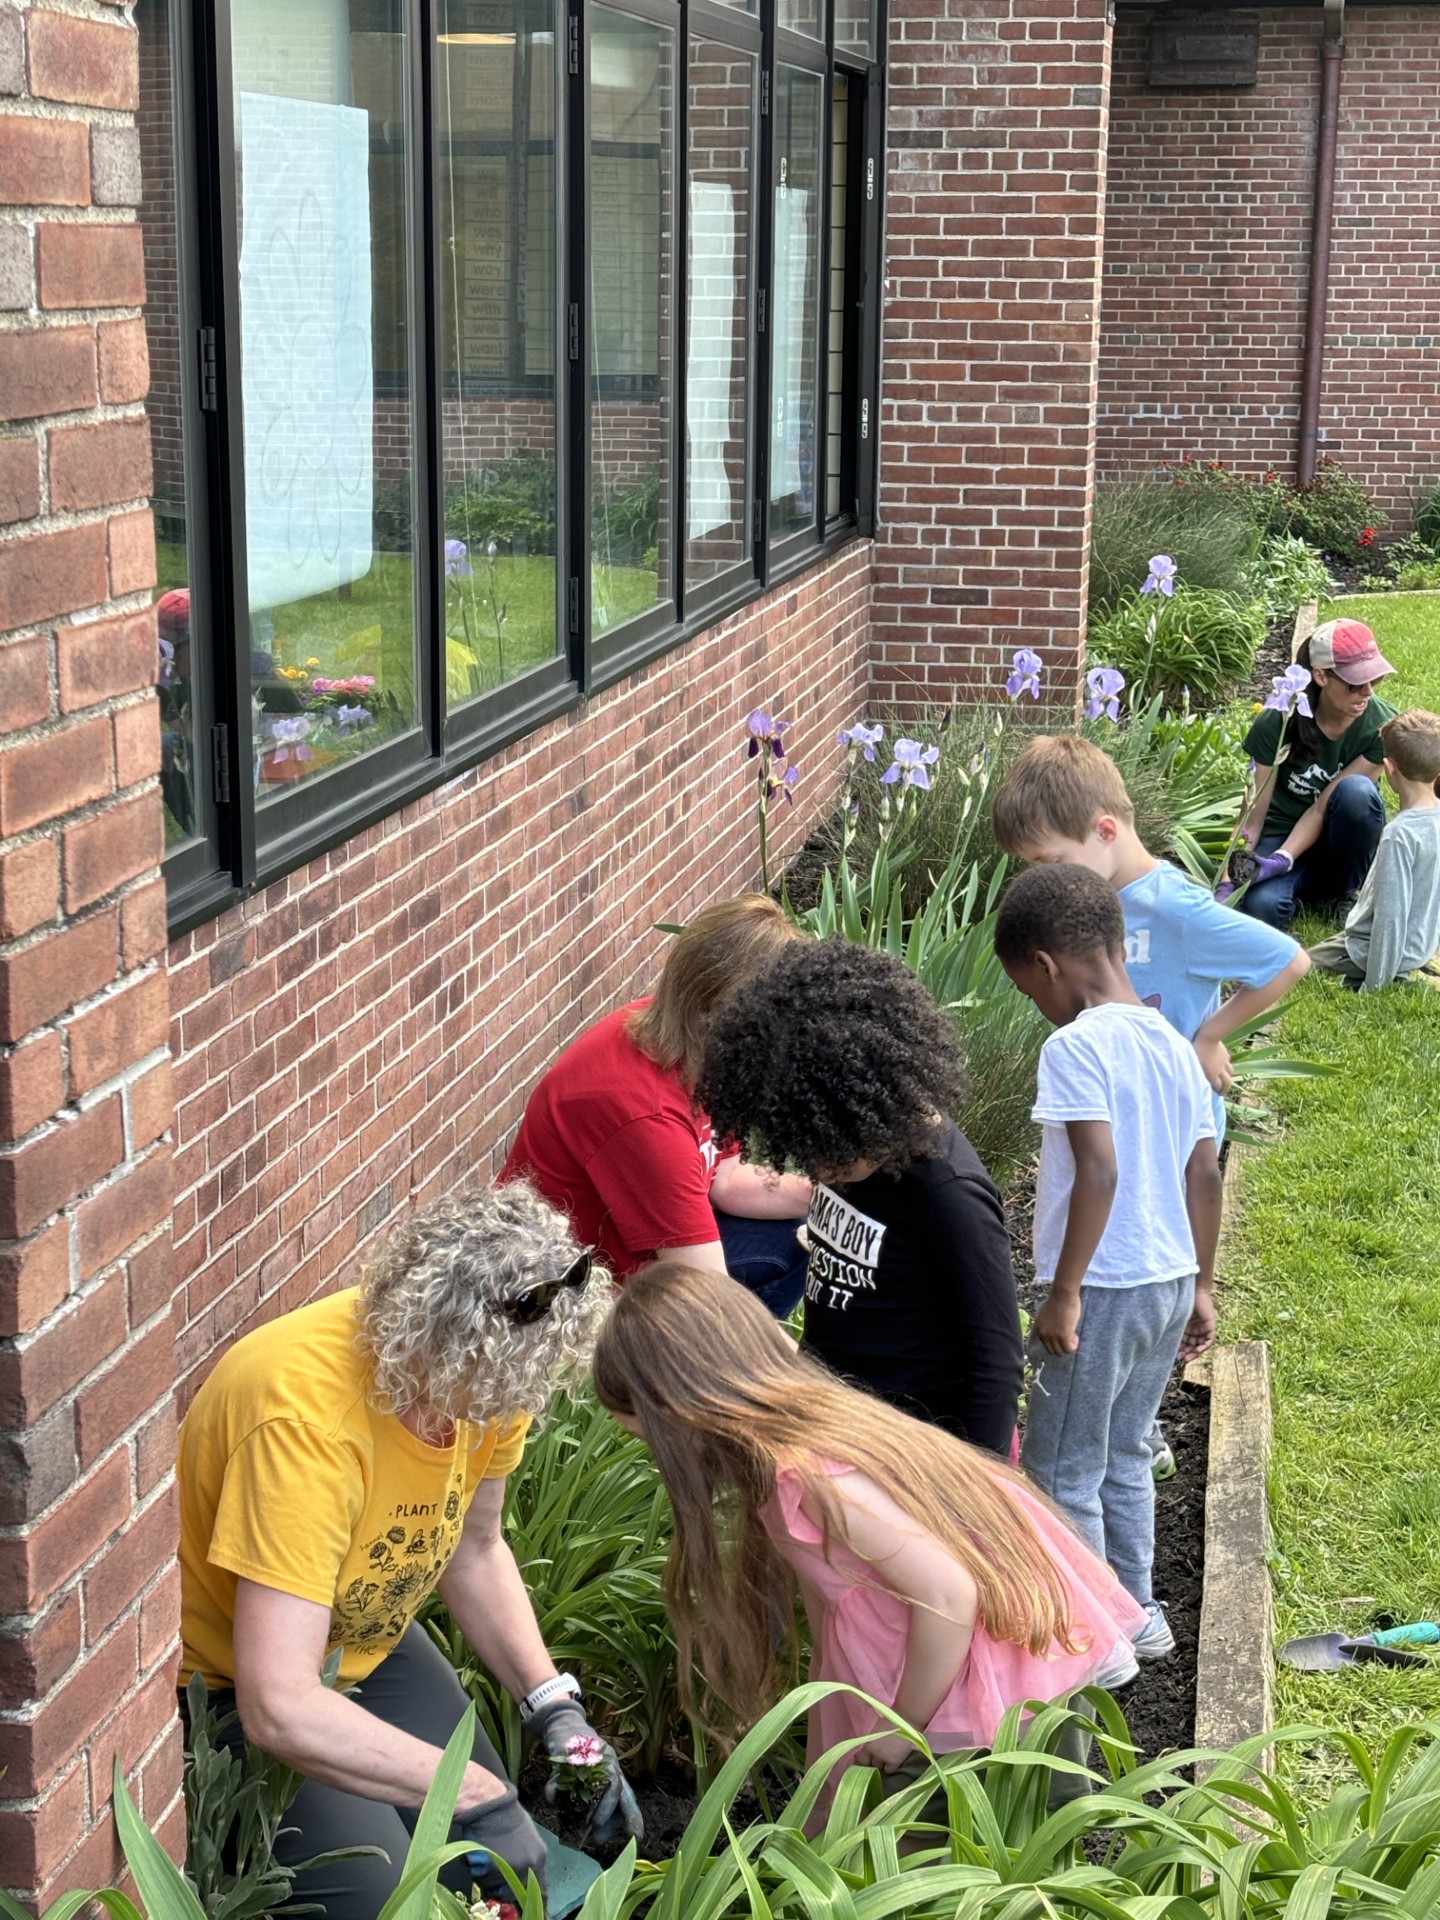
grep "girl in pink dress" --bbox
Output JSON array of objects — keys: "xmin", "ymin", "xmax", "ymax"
[{"xmin": 593, "ymin": 1264, "xmax": 1146, "ymax": 1810}]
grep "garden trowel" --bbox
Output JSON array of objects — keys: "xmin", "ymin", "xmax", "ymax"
[{"xmin": 1279, "ymin": 1622, "xmax": 1439, "ymax": 1671}]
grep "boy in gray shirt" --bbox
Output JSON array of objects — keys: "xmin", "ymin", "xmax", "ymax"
[
  {"xmin": 996, "ymin": 865, "xmax": 1222, "ymax": 1663},
  {"xmin": 1310, "ymin": 710, "xmax": 1440, "ymax": 991}
]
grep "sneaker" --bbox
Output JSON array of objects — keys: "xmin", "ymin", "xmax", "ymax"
[
  {"xmin": 1094, "ymin": 1645, "xmax": 1140, "ymax": 1691},
  {"xmin": 1146, "ymin": 1423, "xmax": 1176, "ymax": 1483},
  {"xmin": 1133, "ymin": 1602, "xmax": 1176, "ymax": 1662}
]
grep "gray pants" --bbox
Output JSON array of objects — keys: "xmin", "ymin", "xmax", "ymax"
[
  {"xmin": 1307, "ymin": 933, "xmax": 1366, "ymax": 982},
  {"xmin": 1021, "ymin": 1276, "xmax": 1194, "ymax": 1605}
]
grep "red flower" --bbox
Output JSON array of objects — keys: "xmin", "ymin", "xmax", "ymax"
[
  {"xmin": 1264, "ymin": 471, "xmax": 1277, "ymax": 484},
  {"xmin": 1359, "ymin": 527, "xmax": 1375, "ymax": 547}
]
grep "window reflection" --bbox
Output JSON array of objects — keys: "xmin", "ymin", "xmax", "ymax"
[
  {"xmin": 770, "ymin": 66, "xmax": 822, "ymax": 544},
  {"xmin": 230, "ymin": 0, "xmax": 419, "ymax": 802},
  {"xmin": 438, "ymin": 0, "xmax": 559, "ymax": 698},
  {"xmin": 590, "ymin": 7, "xmax": 674, "ymax": 635}
]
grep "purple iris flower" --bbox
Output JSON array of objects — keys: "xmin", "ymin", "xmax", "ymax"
[
  {"xmin": 765, "ymin": 762, "xmax": 801, "ymax": 805},
  {"xmin": 157, "ymin": 634, "xmax": 178, "ymax": 687},
  {"xmin": 335, "ymin": 704, "xmax": 372, "ymax": 735},
  {"xmin": 1141, "ymin": 554, "xmax": 1177, "ymax": 598},
  {"xmin": 745, "ymin": 709, "xmax": 791, "ymax": 759},
  {"xmin": 271, "ymin": 716, "xmax": 310, "ymax": 744},
  {"xmin": 445, "ymin": 539, "xmax": 472, "ymax": 579},
  {"xmin": 837, "ymin": 722, "xmax": 884, "ymax": 761},
  {"xmin": 1085, "ymin": 666, "xmax": 1126, "ymax": 722},
  {"xmin": 1005, "ymin": 648, "xmax": 1044, "ymax": 701},
  {"xmin": 1262, "ymin": 663, "xmax": 1314, "ymax": 718},
  {"xmin": 880, "ymin": 737, "xmax": 941, "ymax": 791}
]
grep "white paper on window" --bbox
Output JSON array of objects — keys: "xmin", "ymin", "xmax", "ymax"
[
  {"xmin": 771, "ymin": 183, "xmax": 809, "ymax": 500},
  {"xmin": 239, "ymin": 91, "xmax": 374, "ymax": 612},
  {"xmin": 687, "ymin": 181, "xmax": 736, "ymax": 540}
]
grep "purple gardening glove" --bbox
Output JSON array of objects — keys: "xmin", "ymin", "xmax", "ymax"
[{"xmin": 1250, "ymin": 851, "xmax": 1295, "ymax": 885}]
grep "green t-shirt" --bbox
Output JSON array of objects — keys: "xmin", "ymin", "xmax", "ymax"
[{"xmin": 1242, "ymin": 696, "xmax": 1395, "ymax": 839}]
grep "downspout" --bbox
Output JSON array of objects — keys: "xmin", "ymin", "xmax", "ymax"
[{"xmin": 1296, "ymin": 0, "xmax": 1345, "ymax": 485}]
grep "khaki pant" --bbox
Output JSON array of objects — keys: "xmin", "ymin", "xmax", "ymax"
[{"xmin": 1309, "ymin": 935, "xmax": 1440, "ymax": 989}]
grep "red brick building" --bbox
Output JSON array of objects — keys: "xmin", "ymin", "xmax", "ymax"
[{"xmin": 0, "ymin": 0, "xmax": 1436, "ymax": 1901}]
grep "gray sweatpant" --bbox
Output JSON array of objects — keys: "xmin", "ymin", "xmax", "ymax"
[{"xmin": 1021, "ymin": 1276, "xmax": 1194, "ymax": 1606}]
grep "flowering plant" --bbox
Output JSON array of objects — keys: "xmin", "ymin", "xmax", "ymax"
[
  {"xmin": 1005, "ymin": 648, "xmax": 1044, "ymax": 700},
  {"xmin": 551, "ymin": 1731, "xmax": 610, "ymax": 1800},
  {"xmin": 744, "ymin": 708, "xmax": 799, "ymax": 894},
  {"xmin": 1085, "ymin": 666, "xmax": 1126, "ymax": 723},
  {"xmin": 468, "ymin": 1900, "xmax": 519, "ymax": 1920}
]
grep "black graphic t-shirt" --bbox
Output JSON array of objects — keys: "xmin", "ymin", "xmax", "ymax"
[{"xmin": 802, "ymin": 1121, "xmax": 1023, "ymax": 1454}]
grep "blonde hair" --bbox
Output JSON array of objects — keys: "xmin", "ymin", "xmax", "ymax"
[
  {"xmin": 1381, "ymin": 709, "xmax": 1440, "ymax": 784},
  {"xmin": 592, "ymin": 1264, "xmax": 1084, "ymax": 1743},
  {"xmin": 991, "ymin": 735, "xmax": 1135, "ymax": 853},
  {"xmin": 626, "ymin": 895, "xmax": 802, "ymax": 1089},
  {"xmin": 357, "ymin": 1180, "xmax": 610, "ymax": 1427}
]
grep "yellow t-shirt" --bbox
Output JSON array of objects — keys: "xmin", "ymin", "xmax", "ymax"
[{"xmin": 178, "ymin": 1287, "xmax": 530, "ymax": 1687}]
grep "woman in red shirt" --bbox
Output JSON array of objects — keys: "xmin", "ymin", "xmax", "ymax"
[{"xmin": 501, "ymin": 896, "xmax": 812, "ymax": 1311}]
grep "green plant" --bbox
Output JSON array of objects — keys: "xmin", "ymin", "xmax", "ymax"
[
  {"xmin": 1395, "ymin": 559, "xmax": 1440, "ymax": 591},
  {"xmin": 1242, "ymin": 534, "xmax": 1338, "ymax": 621},
  {"xmin": 1286, "ymin": 458, "xmax": 1387, "ymax": 564},
  {"xmin": 182, "ymin": 1669, "xmax": 382, "ymax": 1920},
  {"xmin": 594, "ymin": 471, "xmax": 660, "ymax": 568},
  {"xmin": 1089, "ymin": 475, "xmax": 1263, "ymax": 614},
  {"xmin": 422, "ymin": 1388, "xmax": 681, "ymax": 1780},
  {"xmin": 1413, "ymin": 478, "xmax": 1440, "ymax": 552},
  {"xmin": 446, "ymin": 455, "xmax": 558, "ymax": 557},
  {"xmin": 1089, "ymin": 584, "xmax": 1266, "ymax": 710}
]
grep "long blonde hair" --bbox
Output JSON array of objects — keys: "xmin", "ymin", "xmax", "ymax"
[
  {"xmin": 626, "ymin": 895, "xmax": 801, "ymax": 1089},
  {"xmin": 592, "ymin": 1264, "xmax": 1083, "ymax": 1740}
]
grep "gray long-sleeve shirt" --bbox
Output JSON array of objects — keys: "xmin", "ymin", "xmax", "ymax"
[{"xmin": 1343, "ymin": 804, "xmax": 1440, "ymax": 990}]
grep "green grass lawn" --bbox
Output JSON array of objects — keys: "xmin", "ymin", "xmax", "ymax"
[{"xmin": 1222, "ymin": 590, "xmax": 1440, "ymax": 1784}]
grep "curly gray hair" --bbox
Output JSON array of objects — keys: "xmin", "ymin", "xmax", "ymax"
[{"xmin": 356, "ymin": 1180, "xmax": 611, "ymax": 1426}]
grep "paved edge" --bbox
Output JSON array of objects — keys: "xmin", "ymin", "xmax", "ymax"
[{"xmin": 1181, "ymin": 1148, "xmax": 1275, "ymax": 1766}]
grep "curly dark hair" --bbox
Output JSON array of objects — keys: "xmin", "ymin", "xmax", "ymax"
[
  {"xmin": 696, "ymin": 939, "xmax": 967, "ymax": 1179},
  {"xmin": 993, "ymin": 863, "xmax": 1124, "ymax": 967}
]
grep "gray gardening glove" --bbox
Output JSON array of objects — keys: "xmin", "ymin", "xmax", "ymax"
[
  {"xmin": 523, "ymin": 1698, "xmax": 644, "ymax": 1850},
  {"xmin": 457, "ymin": 1785, "xmax": 549, "ymax": 1905}
]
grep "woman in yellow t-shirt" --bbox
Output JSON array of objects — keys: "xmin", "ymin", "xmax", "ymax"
[{"xmin": 177, "ymin": 1181, "xmax": 640, "ymax": 1917}]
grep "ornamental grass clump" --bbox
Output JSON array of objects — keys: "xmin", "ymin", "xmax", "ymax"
[{"xmin": 1090, "ymin": 474, "xmax": 1263, "ymax": 613}]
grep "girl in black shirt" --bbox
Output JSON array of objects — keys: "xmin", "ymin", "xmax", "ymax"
[{"xmin": 697, "ymin": 941, "xmax": 1023, "ymax": 1455}]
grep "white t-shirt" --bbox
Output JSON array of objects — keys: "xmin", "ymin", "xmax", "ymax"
[{"xmin": 1032, "ymin": 1002, "xmax": 1216, "ymax": 1290}]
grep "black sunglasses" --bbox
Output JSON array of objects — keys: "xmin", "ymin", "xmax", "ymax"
[{"xmin": 502, "ymin": 1249, "xmax": 593, "ymax": 1326}]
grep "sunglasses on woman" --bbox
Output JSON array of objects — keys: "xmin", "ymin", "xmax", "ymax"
[{"xmin": 501, "ymin": 1248, "xmax": 594, "ymax": 1326}]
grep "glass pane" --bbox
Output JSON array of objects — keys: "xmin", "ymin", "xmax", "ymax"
[
  {"xmin": 834, "ymin": 0, "xmax": 874, "ymax": 59},
  {"xmin": 685, "ymin": 40, "xmax": 754, "ymax": 591},
  {"xmin": 135, "ymin": 0, "xmax": 199, "ymax": 851},
  {"xmin": 825, "ymin": 72, "xmax": 849, "ymax": 522},
  {"xmin": 590, "ymin": 7, "xmax": 674, "ymax": 636},
  {"xmin": 438, "ymin": 0, "xmax": 560, "ymax": 699},
  {"xmin": 777, "ymin": 0, "xmax": 822, "ymax": 42},
  {"xmin": 769, "ymin": 67, "xmax": 822, "ymax": 544},
  {"xmin": 230, "ymin": 0, "xmax": 419, "ymax": 805}
]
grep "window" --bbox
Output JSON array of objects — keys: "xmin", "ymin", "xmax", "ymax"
[{"xmin": 143, "ymin": 0, "xmax": 884, "ymax": 930}]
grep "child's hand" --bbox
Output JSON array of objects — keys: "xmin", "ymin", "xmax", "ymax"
[
  {"xmin": 1193, "ymin": 1035, "xmax": 1234, "ymax": 1093},
  {"xmin": 854, "ymin": 1732, "xmax": 916, "ymax": 1776},
  {"xmin": 1035, "ymin": 1293, "xmax": 1081, "ymax": 1355},
  {"xmin": 1178, "ymin": 1290, "xmax": 1216, "ymax": 1362}
]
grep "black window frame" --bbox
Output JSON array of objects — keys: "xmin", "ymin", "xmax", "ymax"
[{"xmin": 158, "ymin": 0, "xmax": 885, "ymax": 935}]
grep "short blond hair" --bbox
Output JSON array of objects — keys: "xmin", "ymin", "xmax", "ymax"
[
  {"xmin": 626, "ymin": 894, "xmax": 802, "ymax": 1089},
  {"xmin": 1380, "ymin": 710, "xmax": 1440, "ymax": 783},
  {"xmin": 991, "ymin": 735, "xmax": 1135, "ymax": 853}
]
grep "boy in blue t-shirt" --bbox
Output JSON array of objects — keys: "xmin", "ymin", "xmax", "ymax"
[{"xmin": 992, "ymin": 735, "xmax": 1309, "ymax": 1471}]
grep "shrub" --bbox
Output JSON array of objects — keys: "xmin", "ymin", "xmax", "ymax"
[
  {"xmin": 1414, "ymin": 477, "xmax": 1440, "ymax": 552},
  {"xmin": 1396, "ymin": 559, "xmax": 1440, "ymax": 590},
  {"xmin": 1089, "ymin": 476, "xmax": 1262, "ymax": 613},
  {"xmin": 446, "ymin": 452, "xmax": 558, "ymax": 555},
  {"xmin": 1241, "ymin": 533, "xmax": 1336, "ymax": 621},
  {"xmin": 1088, "ymin": 584, "xmax": 1266, "ymax": 710},
  {"xmin": 1284, "ymin": 457, "xmax": 1386, "ymax": 563}
]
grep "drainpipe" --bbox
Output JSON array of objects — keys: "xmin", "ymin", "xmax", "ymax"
[{"xmin": 1296, "ymin": 0, "xmax": 1345, "ymax": 485}]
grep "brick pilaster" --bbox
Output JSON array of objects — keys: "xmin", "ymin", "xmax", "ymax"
[
  {"xmin": 873, "ymin": 0, "xmax": 1112, "ymax": 712},
  {"xmin": 0, "ymin": 0, "xmax": 180, "ymax": 1900}
]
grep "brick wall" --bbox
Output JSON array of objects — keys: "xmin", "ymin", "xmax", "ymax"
[
  {"xmin": 0, "ymin": 0, "xmax": 181, "ymax": 1903},
  {"xmin": 166, "ymin": 547, "xmax": 869, "ymax": 1408},
  {"xmin": 872, "ymin": 0, "xmax": 1112, "ymax": 711},
  {"xmin": 1097, "ymin": 7, "xmax": 1440, "ymax": 524}
]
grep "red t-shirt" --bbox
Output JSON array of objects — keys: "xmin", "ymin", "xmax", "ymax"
[{"xmin": 500, "ymin": 1002, "xmax": 726, "ymax": 1280}]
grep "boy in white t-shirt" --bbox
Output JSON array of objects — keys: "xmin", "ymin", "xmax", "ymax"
[{"xmin": 996, "ymin": 864, "xmax": 1223, "ymax": 1660}]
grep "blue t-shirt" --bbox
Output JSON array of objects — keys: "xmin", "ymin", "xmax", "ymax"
[{"xmin": 1118, "ymin": 861, "xmax": 1300, "ymax": 1138}]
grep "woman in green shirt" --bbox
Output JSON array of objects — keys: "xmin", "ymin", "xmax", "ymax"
[{"xmin": 1231, "ymin": 620, "xmax": 1395, "ymax": 929}]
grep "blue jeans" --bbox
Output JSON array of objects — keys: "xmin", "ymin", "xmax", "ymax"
[
  {"xmin": 1238, "ymin": 773, "xmax": 1385, "ymax": 930},
  {"xmin": 713, "ymin": 1209, "xmax": 809, "ymax": 1317}
]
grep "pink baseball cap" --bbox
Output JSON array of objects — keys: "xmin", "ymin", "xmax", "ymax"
[{"xmin": 1308, "ymin": 618, "xmax": 1394, "ymax": 686}]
